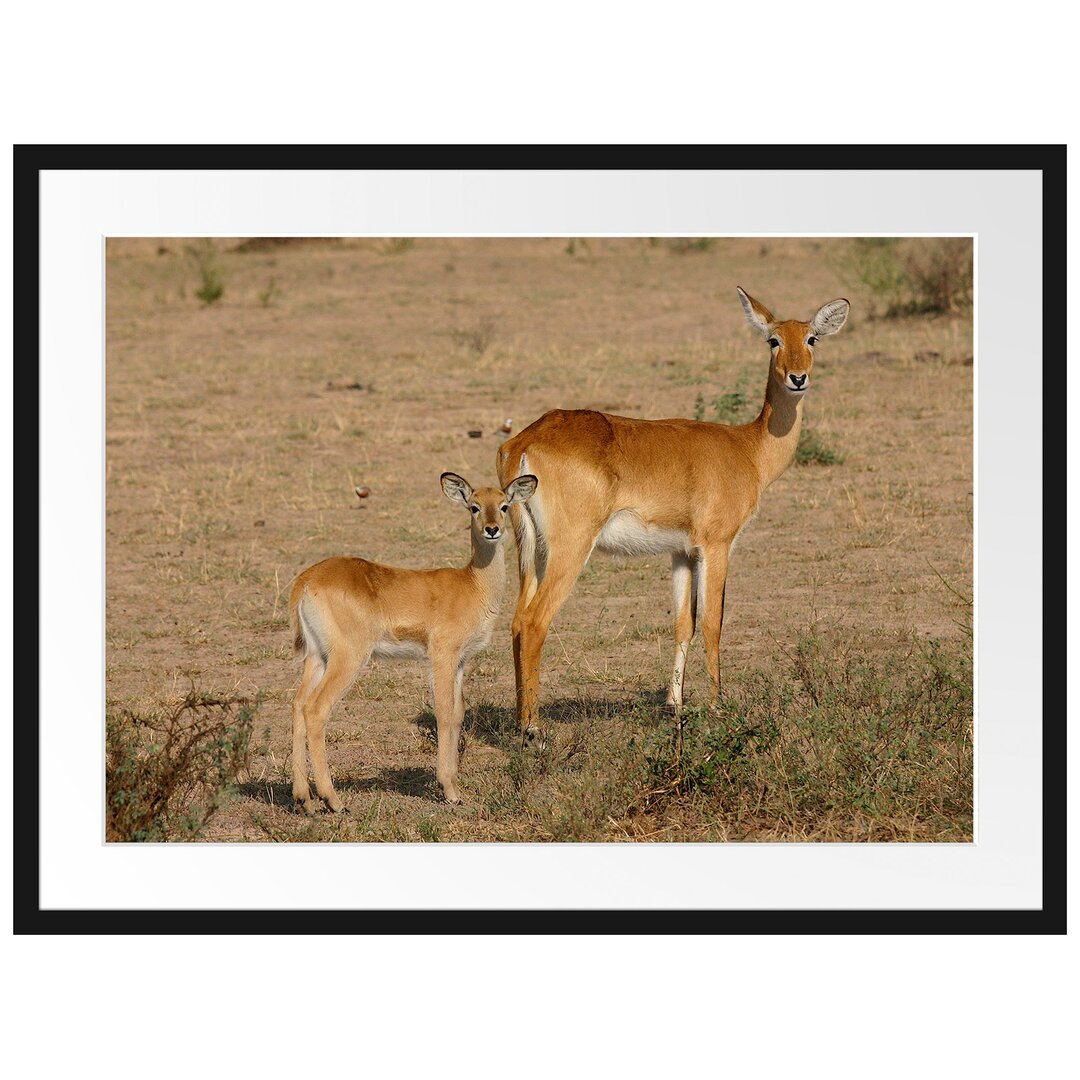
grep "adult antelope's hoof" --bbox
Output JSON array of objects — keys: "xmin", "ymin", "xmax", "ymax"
[{"xmin": 523, "ymin": 725, "xmax": 547, "ymax": 750}]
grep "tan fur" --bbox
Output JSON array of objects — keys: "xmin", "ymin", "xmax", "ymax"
[
  {"xmin": 288, "ymin": 472, "xmax": 537, "ymax": 810},
  {"xmin": 496, "ymin": 288, "xmax": 849, "ymax": 740}
]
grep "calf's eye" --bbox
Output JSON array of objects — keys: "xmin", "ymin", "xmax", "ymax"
[
  {"xmin": 807, "ymin": 335, "xmax": 817, "ymax": 346},
  {"xmin": 767, "ymin": 338, "xmax": 780, "ymax": 348}
]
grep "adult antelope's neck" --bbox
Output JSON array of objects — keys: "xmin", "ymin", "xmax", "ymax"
[{"xmin": 752, "ymin": 376, "xmax": 805, "ymax": 489}]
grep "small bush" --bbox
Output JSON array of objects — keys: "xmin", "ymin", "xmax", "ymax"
[
  {"xmin": 375, "ymin": 237, "xmax": 415, "ymax": 256},
  {"xmin": 795, "ymin": 428, "xmax": 843, "ymax": 466},
  {"xmin": 638, "ymin": 628, "xmax": 973, "ymax": 836},
  {"xmin": 450, "ymin": 316, "xmax": 498, "ymax": 355},
  {"xmin": 711, "ymin": 386, "xmax": 752, "ymax": 425},
  {"xmin": 902, "ymin": 239, "xmax": 973, "ymax": 315},
  {"xmin": 257, "ymin": 277, "xmax": 281, "ymax": 307},
  {"xmin": 833, "ymin": 237, "xmax": 972, "ymax": 318},
  {"xmin": 698, "ymin": 367, "xmax": 757, "ymax": 425},
  {"xmin": 186, "ymin": 239, "xmax": 225, "ymax": 306},
  {"xmin": 694, "ymin": 369, "xmax": 842, "ymax": 464},
  {"xmin": 106, "ymin": 689, "xmax": 259, "ymax": 841},
  {"xmin": 667, "ymin": 237, "xmax": 716, "ymax": 254}
]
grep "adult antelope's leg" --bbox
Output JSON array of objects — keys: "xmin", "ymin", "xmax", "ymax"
[
  {"xmin": 299, "ymin": 648, "xmax": 363, "ymax": 813},
  {"xmin": 432, "ymin": 655, "xmax": 463, "ymax": 803},
  {"xmin": 698, "ymin": 545, "xmax": 731, "ymax": 705},
  {"xmin": 291, "ymin": 654, "xmax": 324, "ymax": 809},
  {"xmin": 510, "ymin": 578, "xmax": 536, "ymax": 735},
  {"xmin": 516, "ymin": 534, "xmax": 595, "ymax": 742},
  {"xmin": 509, "ymin": 502, "xmax": 540, "ymax": 731},
  {"xmin": 666, "ymin": 551, "xmax": 698, "ymax": 712}
]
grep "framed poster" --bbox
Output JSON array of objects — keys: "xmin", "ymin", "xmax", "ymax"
[{"xmin": 17, "ymin": 145, "xmax": 1063, "ymax": 931}]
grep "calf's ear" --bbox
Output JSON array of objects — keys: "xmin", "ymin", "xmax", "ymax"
[
  {"xmin": 440, "ymin": 472, "xmax": 474, "ymax": 506},
  {"xmin": 504, "ymin": 474, "xmax": 538, "ymax": 503}
]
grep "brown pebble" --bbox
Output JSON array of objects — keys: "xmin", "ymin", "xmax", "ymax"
[
  {"xmin": 355, "ymin": 485, "xmax": 370, "ymax": 499},
  {"xmin": 467, "ymin": 430, "xmax": 483, "ymax": 438}
]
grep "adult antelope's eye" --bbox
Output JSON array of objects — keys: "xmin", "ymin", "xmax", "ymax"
[
  {"xmin": 470, "ymin": 505, "xmax": 480, "ymax": 514},
  {"xmin": 500, "ymin": 505, "xmax": 509, "ymax": 513},
  {"xmin": 767, "ymin": 338, "xmax": 780, "ymax": 348},
  {"xmin": 807, "ymin": 336, "xmax": 817, "ymax": 346}
]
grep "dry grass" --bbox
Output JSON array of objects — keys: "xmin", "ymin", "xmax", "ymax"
[{"xmin": 106, "ymin": 237, "xmax": 973, "ymax": 841}]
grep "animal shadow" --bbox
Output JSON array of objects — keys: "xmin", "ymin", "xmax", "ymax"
[
  {"xmin": 235, "ymin": 767, "xmax": 444, "ymax": 811},
  {"xmin": 413, "ymin": 704, "xmax": 518, "ymax": 752},
  {"xmin": 412, "ymin": 690, "xmax": 672, "ymax": 753}
]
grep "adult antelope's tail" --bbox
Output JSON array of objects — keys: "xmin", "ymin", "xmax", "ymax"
[{"xmin": 498, "ymin": 442, "xmax": 543, "ymax": 599}]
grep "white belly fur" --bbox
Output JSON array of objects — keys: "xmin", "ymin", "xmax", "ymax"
[
  {"xmin": 371, "ymin": 638, "xmax": 429, "ymax": 662},
  {"xmin": 596, "ymin": 510, "xmax": 691, "ymax": 557}
]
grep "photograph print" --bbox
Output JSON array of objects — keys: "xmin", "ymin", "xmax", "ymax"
[{"xmin": 105, "ymin": 234, "xmax": 973, "ymax": 844}]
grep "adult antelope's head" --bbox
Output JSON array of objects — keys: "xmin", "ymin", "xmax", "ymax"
[
  {"xmin": 441, "ymin": 471, "xmax": 538, "ymax": 542},
  {"xmin": 737, "ymin": 286, "xmax": 850, "ymax": 395}
]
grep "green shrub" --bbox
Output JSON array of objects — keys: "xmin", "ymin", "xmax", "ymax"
[
  {"xmin": 699, "ymin": 367, "xmax": 757, "ymax": 425},
  {"xmin": 257, "ymin": 277, "xmax": 281, "ymax": 307},
  {"xmin": 638, "ymin": 629, "xmax": 973, "ymax": 834},
  {"xmin": 694, "ymin": 370, "xmax": 842, "ymax": 464},
  {"xmin": 667, "ymin": 237, "xmax": 716, "ymax": 254},
  {"xmin": 375, "ymin": 237, "xmax": 415, "ymax": 255},
  {"xmin": 450, "ymin": 316, "xmax": 498, "ymax": 355},
  {"xmin": 833, "ymin": 237, "xmax": 972, "ymax": 317},
  {"xmin": 186, "ymin": 239, "xmax": 225, "ymax": 306},
  {"xmin": 902, "ymin": 238, "xmax": 973, "ymax": 314},
  {"xmin": 795, "ymin": 428, "xmax": 843, "ymax": 466},
  {"xmin": 106, "ymin": 689, "xmax": 259, "ymax": 841}
]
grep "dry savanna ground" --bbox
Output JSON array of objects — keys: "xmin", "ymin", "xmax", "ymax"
[{"xmin": 106, "ymin": 237, "xmax": 973, "ymax": 842}]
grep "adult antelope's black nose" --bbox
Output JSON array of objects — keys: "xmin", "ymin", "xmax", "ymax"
[
  {"xmin": 789, "ymin": 373, "xmax": 807, "ymax": 389},
  {"xmin": 484, "ymin": 525, "xmax": 500, "ymax": 538}
]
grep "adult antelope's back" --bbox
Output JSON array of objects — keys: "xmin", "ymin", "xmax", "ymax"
[{"xmin": 497, "ymin": 286, "xmax": 849, "ymax": 742}]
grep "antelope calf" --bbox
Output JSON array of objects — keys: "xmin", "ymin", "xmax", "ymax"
[{"xmin": 289, "ymin": 471, "xmax": 538, "ymax": 810}]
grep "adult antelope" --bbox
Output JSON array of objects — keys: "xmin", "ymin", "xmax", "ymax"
[
  {"xmin": 497, "ymin": 287, "xmax": 849, "ymax": 742},
  {"xmin": 289, "ymin": 471, "xmax": 538, "ymax": 810}
]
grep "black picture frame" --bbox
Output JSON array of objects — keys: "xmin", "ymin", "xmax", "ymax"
[{"xmin": 16, "ymin": 144, "xmax": 1065, "ymax": 934}]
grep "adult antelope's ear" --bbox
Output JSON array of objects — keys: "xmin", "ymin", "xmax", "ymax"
[
  {"xmin": 440, "ymin": 472, "xmax": 474, "ymax": 506},
  {"xmin": 812, "ymin": 298, "xmax": 850, "ymax": 336},
  {"xmin": 504, "ymin": 474, "xmax": 538, "ymax": 504},
  {"xmin": 736, "ymin": 286, "xmax": 775, "ymax": 337}
]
